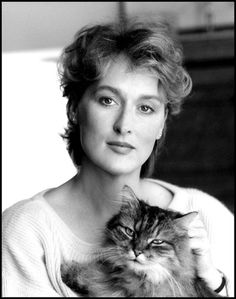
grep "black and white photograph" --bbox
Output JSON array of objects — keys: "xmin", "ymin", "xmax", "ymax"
[{"xmin": 2, "ymin": 2, "xmax": 234, "ymax": 297}]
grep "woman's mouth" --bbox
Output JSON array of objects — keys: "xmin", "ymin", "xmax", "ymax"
[{"xmin": 107, "ymin": 141, "xmax": 135, "ymax": 154}]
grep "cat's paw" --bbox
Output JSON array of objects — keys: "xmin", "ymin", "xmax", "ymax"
[
  {"xmin": 60, "ymin": 261, "xmax": 90, "ymax": 295},
  {"xmin": 60, "ymin": 262, "xmax": 73, "ymax": 284}
]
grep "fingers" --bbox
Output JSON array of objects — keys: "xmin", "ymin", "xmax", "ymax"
[
  {"xmin": 189, "ymin": 236, "xmax": 210, "ymax": 255},
  {"xmin": 188, "ymin": 216, "xmax": 208, "ymax": 238},
  {"xmin": 186, "ymin": 214, "xmax": 216, "ymax": 278},
  {"xmin": 188, "ymin": 227, "xmax": 208, "ymax": 238},
  {"xmin": 187, "ymin": 215, "xmax": 210, "ymax": 255}
]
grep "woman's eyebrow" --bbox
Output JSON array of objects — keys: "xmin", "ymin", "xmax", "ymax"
[
  {"xmin": 139, "ymin": 95, "xmax": 163, "ymax": 103},
  {"xmin": 95, "ymin": 85, "xmax": 121, "ymax": 96},
  {"xmin": 95, "ymin": 85, "xmax": 162, "ymax": 102}
]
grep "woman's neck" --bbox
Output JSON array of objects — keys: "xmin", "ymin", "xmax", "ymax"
[{"xmin": 72, "ymin": 160, "xmax": 143, "ymax": 218}]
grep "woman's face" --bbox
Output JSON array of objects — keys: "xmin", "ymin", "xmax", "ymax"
[{"xmin": 78, "ymin": 56, "xmax": 166, "ymax": 176}]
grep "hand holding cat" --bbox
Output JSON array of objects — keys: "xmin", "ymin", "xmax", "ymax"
[{"xmin": 188, "ymin": 214, "xmax": 223, "ymax": 291}]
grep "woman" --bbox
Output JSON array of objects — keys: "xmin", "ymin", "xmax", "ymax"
[{"xmin": 2, "ymin": 19, "xmax": 233, "ymax": 297}]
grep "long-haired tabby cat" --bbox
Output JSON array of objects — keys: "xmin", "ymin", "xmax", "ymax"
[{"xmin": 61, "ymin": 185, "xmax": 220, "ymax": 297}]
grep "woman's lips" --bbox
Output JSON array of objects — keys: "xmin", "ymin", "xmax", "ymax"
[{"xmin": 107, "ymin": 141, "xmax": 135, "ymax": 154}]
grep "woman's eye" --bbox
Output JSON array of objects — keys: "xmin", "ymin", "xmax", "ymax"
[
  {"xmin": 139, "ymin": 105, "xmax": 154, "ymax": 114},
  {"xmin": 125, "ymin": 227, "xmax": 134, "ymax": 237},
  {"xmin": 99, "ymin": 97, "xmax": 115, "ymax": 106},
  {"xmin": 152, "ymin": 239, "xmax": 164, "ymax": 245}
]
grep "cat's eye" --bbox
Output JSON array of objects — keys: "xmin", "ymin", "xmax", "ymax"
[
  {"xmin": 152, "ymin": 239, "xmax": 164, "ymax": 245},
  {"xmin": 124, "ymin": 227, "xmax": 134, "ymax": 237}
]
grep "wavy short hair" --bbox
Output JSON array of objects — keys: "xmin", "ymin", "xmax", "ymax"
[{"xmin": 58, "ymin": 18, "xmax": 192, "ymax": 178}]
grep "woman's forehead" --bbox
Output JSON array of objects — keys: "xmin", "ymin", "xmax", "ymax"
[
  {"xmin": 81, "ymin": 54, "xmax": 168, "ymax": 105},
  {"xmin": 97, "ymin": 57, "xmax": 158, "ymax": 92},
  {"xmin": 99, "ymin": 54, "xmax": 159, "ymax": 81}
]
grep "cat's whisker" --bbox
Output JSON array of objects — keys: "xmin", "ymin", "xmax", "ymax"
[
  {"xmin": 143, "ymin": 262, "xmax": 182, "ymax": 296},
  {"xmin": 98, "ymin": 247, "xmax": 125, "ymax": 264},
  {"xmin": 160, "ymin": 266, "xmax": 184, "ymax": 297}
]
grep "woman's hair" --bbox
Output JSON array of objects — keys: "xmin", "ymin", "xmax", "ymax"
[{"xmin": 58, "ymin": 18, "xmax": 192, "ymax": 178}]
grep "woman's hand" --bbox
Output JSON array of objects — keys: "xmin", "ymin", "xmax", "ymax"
[{"xmin": 188, "ymin": 214, "xmax": 223, "ymax": 291}]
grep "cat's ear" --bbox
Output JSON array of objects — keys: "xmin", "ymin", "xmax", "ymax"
[
  {"xmin": 120, "ymin": 185, "xmax": 140, "ymax": 209},
  {"xmin": 122, "ymin": 185, "xmax": 138, "ymax": 201},
  {"xmin": 174, "ymin": 211, "xmax": 198, "ymax": 228}
]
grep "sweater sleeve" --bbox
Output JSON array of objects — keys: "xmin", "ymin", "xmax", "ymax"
[
  {"xmin": 186, "ymin": 189, "xmax": 234, "ymax": 297},
  {"xmin": 2, "ymin": 200, "xmax": 66, "ymax": 297}
]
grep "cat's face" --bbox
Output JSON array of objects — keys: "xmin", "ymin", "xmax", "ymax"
[{"xmin": 102, "ymin": 186, "xmax": 197, "ymax": 282}]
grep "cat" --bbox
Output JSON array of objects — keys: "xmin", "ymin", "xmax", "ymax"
[{"xmin": 61, "ymin": 185, "xmax": 220, "ymax": 297}]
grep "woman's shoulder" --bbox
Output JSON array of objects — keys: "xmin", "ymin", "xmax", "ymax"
[
  {"xmin": 2, "ymin": 189, "xmax": 52, "ymax": 235},
  {"xmin": 141, "ymin": 178, "xmax": 174, "ymax": 208},
  {"xmin": 144, "ymin": 178, "xmax": 233, "ymax": 216}
]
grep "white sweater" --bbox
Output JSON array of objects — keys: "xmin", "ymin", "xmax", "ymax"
[{"xmin": 2, "ymin": 179, "xmax": 234, "ymax": 297}]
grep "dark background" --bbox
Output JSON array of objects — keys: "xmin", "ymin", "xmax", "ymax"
[{"xmin": 154, "ymin": 26, "xmax": 234, "ymax": 212}]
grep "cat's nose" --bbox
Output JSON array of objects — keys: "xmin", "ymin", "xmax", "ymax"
[{"xmin": 134, "ymin": 249, "xmax": 142, "ymax": 257}]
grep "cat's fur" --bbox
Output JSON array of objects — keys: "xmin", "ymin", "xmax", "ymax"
[{"xmin": 61, "ymin": 185, "xmax": 220, "ymax": 297}]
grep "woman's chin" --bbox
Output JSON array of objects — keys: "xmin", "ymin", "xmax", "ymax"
[
  {"xmin": 89, "ymin": 158, "xmax": 142, "ymax": 177},
  {"xmin": 101, "ymin": 164, "xmax": 140, "ymax": 177}
]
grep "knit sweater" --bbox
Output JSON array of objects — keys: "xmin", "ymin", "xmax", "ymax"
[{"xmin": 2, "ymin": 179, "xmax": 234, "ymax": 297}]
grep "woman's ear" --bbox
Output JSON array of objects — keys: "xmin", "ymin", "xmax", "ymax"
[
  {"xmin": 156, "ymin": 111, "xmax": 168, "ymax": 140},
  {"xmin": 72, "ymin": 112, "xmax": 77, "ymax": 123},
  {"xmin": 156, "ymin": 130, "xmax": 163, "ymax": 140}
]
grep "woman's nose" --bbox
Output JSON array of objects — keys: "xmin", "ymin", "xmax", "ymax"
[{"xmin": 113, "ymin": 107, "xmax": 132, "ymax": 135}]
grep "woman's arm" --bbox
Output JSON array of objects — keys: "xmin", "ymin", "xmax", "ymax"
[
  {"xmin": 2, "ymin": 202, "xmax": 68, "ymax": 297},
  {"xmin": 187, "ymin": 189, "xmax": 234, "ymax": 296}
]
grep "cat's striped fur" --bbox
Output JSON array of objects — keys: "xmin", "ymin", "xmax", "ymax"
[{"xmin": 61, "ymin": 185, "xmax": 219, "ymax": 297}]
